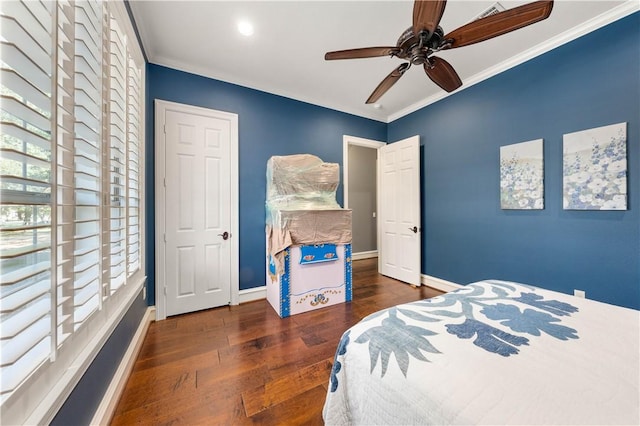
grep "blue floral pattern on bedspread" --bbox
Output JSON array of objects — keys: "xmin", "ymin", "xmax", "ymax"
[{"xmin": 329, "ymin": 280, "xmax": 579, "ymax": 392}]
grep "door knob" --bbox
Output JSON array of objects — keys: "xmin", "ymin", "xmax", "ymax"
[
  {"xmin": 218, "ymin": 231, "xmax": 230, "ymax": 240},
  {"xmin": 409, "ymin": 226, "xmax": 418, "ymax": 234}
]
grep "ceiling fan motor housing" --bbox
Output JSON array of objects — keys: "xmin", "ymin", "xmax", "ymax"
[{"xmin": 397, "ymin": 26, "xmax": 445, "ymax": 65}]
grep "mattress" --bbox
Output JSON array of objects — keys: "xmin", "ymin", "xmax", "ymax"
[{"xmin": 323, "ymin": 280, "xmax": 640, "ymax": 425}]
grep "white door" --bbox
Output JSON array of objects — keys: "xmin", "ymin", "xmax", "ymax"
[
  {"xmin": 378, "ymin": 135, "xmax": 421, "ymax": 285},
  {"xmin": 161, "ymin": 105, "xmax": 234, "ymax": 316}
]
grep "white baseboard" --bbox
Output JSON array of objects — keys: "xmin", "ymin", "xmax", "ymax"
[
  {"xmin": 235, "ymin": 276, "xmax": 456, "ymax": 302},
  {"xmin": 421, "ymin": 274, "xmax": 464, "ymax": 293},
  {"xmin": 238, "ymin": 285, "xmax": 266, "ymax": 303},
  {"xmin": 352, "ymin": 250, "xmax": 378, "ymax": 260},
  {"xmin": 90, "ymin": 306, "xmax": 155, "ymax": 426}
]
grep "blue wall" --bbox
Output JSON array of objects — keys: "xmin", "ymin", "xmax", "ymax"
[
  {"xmin": 388, "ymin": 12, "xmax": 639, "ymax": 309},
  {"xmin": 145, "ymin": 66, "xmax": 387, "ymax": 303}
]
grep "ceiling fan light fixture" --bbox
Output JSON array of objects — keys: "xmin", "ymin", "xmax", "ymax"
[{"xmin": 237, "ymin": 20, "xmax": 254, "ymax": 36}]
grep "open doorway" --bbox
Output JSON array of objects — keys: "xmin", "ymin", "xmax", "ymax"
[{"xmin": 343, "ymin": 135, "xmax": 385, "ymax": 260}]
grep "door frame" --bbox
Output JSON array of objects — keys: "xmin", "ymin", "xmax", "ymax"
[
  {"xmin": 343, "ymin": 135, "xmax": 385, "ymax": 260},
  {"xmin": 154, "ymin": 99, "xmax": 239, "ymax": 320}
]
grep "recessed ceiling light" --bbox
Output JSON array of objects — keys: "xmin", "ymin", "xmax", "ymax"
[
  {"xmin": 237, "ymin": 20, "xmax": 254, "ymax": 36},
  {"xmin": 373, "ymin": 103, "xmax": 382, "ymax": 110}
]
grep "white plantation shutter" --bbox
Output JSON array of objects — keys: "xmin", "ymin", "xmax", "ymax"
[
  {"xmin": 0, "ymin": 0, "xmax": 54, "ymax": 396},
  {"xmin": 100, "ymin": 1, "xmax": 111, "ymax": 299},
  {"xmin": 72, "ymin": 0, "xmax": 102, "ymax": 328},
  {"xmin": 54, "ymin": 0, "xmax": 76, "ymax": 347},
  {"xmin": 0, "ymin": 1, "xmax": 145, "ymax": 423},
  {"xmin": 127, "ymin": 56, "xmax": 141, "ymax": 276},
  {"xmin": 108, "ymin": 16, "xmax": 126, "ymax": 293}
]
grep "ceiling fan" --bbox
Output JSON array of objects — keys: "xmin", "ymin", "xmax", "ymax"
[{"xmin": 325, "ymin": 0, "xmax": 554, "ymax": 104}]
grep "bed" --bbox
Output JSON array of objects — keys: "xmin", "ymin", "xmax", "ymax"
[{"xmin": 323, "ymin": 280, "xmax": 639, "ymax": 425}]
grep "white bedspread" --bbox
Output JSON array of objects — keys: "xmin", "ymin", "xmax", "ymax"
[{"xmin": 323, "ymin": 280, "xmax": 640, "ymax": 425}]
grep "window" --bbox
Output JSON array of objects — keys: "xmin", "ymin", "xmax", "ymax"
[{"xmin": 0, "ymin": 1, "xmax": 145, "ymax": 424}]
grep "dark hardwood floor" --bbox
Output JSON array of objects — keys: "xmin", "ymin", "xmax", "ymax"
[{"xmin": 111, "ymin": 258, "xmax": 443, "ymax": 425}]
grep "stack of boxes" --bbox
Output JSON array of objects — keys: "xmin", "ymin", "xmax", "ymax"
[{"xmin": 265, "ymin": 154, "xmax": 352, "ymax": 317}]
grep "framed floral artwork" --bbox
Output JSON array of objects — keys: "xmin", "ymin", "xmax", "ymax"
[
  {"xmin": 500, "ymin": 139, "xmax": 544, "ymax": 210},
  {"xmin": 563, "ymin": 122, "xmax": 627, "ymax": 210}
]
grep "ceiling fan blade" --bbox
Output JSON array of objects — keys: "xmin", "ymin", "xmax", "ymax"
[
  {"xmin": 413, "ymin": 0, "xmax": 447, "ymax": 38},
  {"xmin": 366, "ymin": 63, "xmax": 410, "ymax": 104},
  {"xmin": 444, "ymin": 0, "xmax": 553, "ymax": 49},
  {"xmin": 325, "ymin": 47, "xmax": 400, "ymax": 60},
  {"xmin": 424, "ymin": 56, "xmax": 462, "ymax": 92}
]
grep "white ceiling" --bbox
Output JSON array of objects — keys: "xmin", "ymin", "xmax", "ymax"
[{"xmin": 129, "ymin": 0, "xmax": 637, "ymax": 123}]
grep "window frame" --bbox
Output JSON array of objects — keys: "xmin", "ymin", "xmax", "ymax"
[{"xmin": 0, "ymin": 1, "xmax": 146, "ymax": 424}]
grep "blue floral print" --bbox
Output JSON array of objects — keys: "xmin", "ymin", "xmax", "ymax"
[
  {"xmin": 330, "ymin": 281, "xmax": 580, "ymax": 390},
  {"xmin": 446, "ymin": 318, "xmax": 529, "ymax": 356},
  {"xmin": 563, "ymin": 124, "xmax": 627, "ymax": 210}
]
